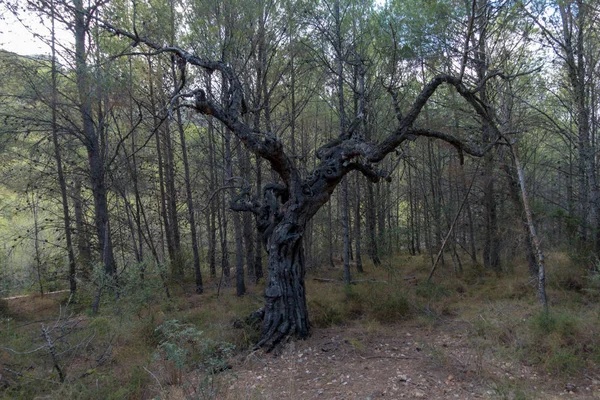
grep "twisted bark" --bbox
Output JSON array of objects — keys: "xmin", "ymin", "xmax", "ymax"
[{"xmin": 100, "ymin": 21, "xmax": 506, "ymax": 349}]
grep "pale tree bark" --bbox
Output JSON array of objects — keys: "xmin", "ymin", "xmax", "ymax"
[
  {"xmin": 503, "ymin": 153, "xmax": 537, "ymax": 275},
  {"xmin": 509, "ymin": 142, "xmax": 548, "ymax": 310}
]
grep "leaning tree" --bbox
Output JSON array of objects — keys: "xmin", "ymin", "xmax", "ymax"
[{"xmin": 102, "ymin": 20, "xmax": 505, "ymax": 351}]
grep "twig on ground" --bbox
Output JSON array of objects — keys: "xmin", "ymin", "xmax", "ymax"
[{"xmin": 144, "ymin": 366, "xmax": 164, "ymax": 391}]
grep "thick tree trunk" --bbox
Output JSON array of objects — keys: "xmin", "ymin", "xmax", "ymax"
[
  {"xmin": 107, "ymin": 22, "xmax": 514, "ymax": 352},
  {"xmin": 257, "ymin": 221, "xmax": 309, "ymax": 351}
]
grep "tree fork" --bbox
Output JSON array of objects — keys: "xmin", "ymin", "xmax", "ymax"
[{"xmin": 101, "ymin": 21, "xmax": 508, "ymax": 350}]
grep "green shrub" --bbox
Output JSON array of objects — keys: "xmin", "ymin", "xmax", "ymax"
[
  {"xmin": 154, "ymin": 319, "xmax": 235, "ymax": 373},
  {"xmin": 0, "ymin": 298, "xmax": 8, "ymax": 317},
  {"xmin": 416, "ymin": 281, "xmax": 452, "ymax": 299},
  {"xmin": 530, "ymin": 311, "xmax": 578, "ymax": 338},
  {"xmin": 546, "ymin": 348, "xmax": 582, "ymax": 374},
  {"xmin": 346, "ymin": 283, "xmax": 410, "ymax": 323},
  {"xmin": 526, "ymin": 311, "xmax": 587, "ymax": 374},
  {"xmin": 582, "ymin": 271, "xmax": 600, "ymax": 299},
  {"xmin": 309, "ymin": 298, "xmax": 344, "ymax": 327},
  {"xmin": 368, "ymin": 290, "xmax": 410, "ymax": 322}
]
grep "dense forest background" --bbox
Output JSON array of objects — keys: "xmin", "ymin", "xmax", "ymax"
[
  {"xmin": 0, "ymin": 0, "xmax": 596, "ymax": 303},
  {"xmin": 1, "ymin": 0, "xmax": 600, "ymax": 397}
]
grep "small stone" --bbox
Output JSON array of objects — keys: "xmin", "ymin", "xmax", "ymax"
[
  {"xmin": 565, "ymin": 383, "xmax": 577, "ymax": 393},
  {"xmin": 412, "ymin": 389, "xmax": 425, "ymax": 398}
]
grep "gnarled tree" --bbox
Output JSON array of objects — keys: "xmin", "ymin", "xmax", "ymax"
[{"xmin": 103, "ymin": 21, "xmax": 502, "ymax": 350}]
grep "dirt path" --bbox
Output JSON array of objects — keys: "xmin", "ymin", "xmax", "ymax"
[{"xmin": 221, "ymin": 322, "xmax": 599, "ymax": 400}]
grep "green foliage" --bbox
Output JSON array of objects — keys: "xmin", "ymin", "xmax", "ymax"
[
  {"xmin": 154, "ymin": 319, "xmax": 235, "ymax": 373},
  {"xmin": 526, "ymin": 311, "xmax": 586, "ymax": 374},
  {"xmin": 492, "ymin": 380, "xmax": 529, "ymax": 400},
  {"xmin": 530, "ymin": 311, "xmax": 579, "ymax": 339},
  {"xmin": 545, "ymin": 348, "xmax": 582, "ymax": 375},
  {"xmin": 346, "ymin": 283, "xmax": 411, "ymax": 323},
  {"xmin": 309, "ymin": 297, "xmax": 344, "ymax": 328},
  {"xmin": 583, "ymin": 270, "xmax": 600, "ymax": 299},
  {"xmin": 416, "ymin": 281, "xmax": 452, "ymax": 299},
  {"xmin": 88, "ymin": 316, "xmax": 113, "ymax": 335},
  {"xmin": 0, "ymin": 299, "xmax": 7, "ymax": 317}
]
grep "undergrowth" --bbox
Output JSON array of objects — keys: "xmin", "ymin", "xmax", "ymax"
[{"xmin": 2, "ymin": 251, "xmax": 599, "ymax": 398}]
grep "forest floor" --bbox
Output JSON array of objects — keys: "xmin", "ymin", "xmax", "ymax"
[
  {"xmin": 2, "ymin": 252, "xmax": 600, "ymax": 399},
  {"xmin": 166, "ymin": 310, "xmax": 599, "ymax": 400}
]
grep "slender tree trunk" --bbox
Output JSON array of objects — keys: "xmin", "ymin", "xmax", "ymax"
[
  {"xmin": 207, "ymin": 75, "xmax": 217, "ymax": 278},
  {"xmin": 163, "ymin": 120, "xmax": 182, "ymax": 277},
  {"xmin": 407, "ymin": 159, "xmax": 416, "ymax": 255},
  {"xmin": 510, "ymin": 143, "xmax": 548, "ymax": 310},
  {"xmin": 74, "ymin": 0, "xmax": 116, "ymax": 279},
  {"xmin": 504, "ymin": 159, "xmax": 537, "ymax": 275},
  {"xmin": 73, "ymin": 178, "xmax": 90, "ymax": 277},
  {"xmin": 355, "ymin": 174, "xmax": 364, "ymax": 273},
  {"xmin": 220, "ymin": 131, "xmax": 231, "ymax": 281},
  {"xmin": 149, "ymin": 58, "xmax": 172, "ymax": 269},
  {"xmin": 327, "ymin": 200, "xmax": 335, "ymax": 268},
  {"xmin": 241, "ymin": 149, "xmax": 255, "ymax": 283},
  {"xmin": 227, "ymin": 135, "xmax": 246, "ymax": 296},
  {"xmin": 50, "ymin": 3, "xmax": 76, "ymax": 295},
  {"xmin": 175, "ymin": 87, "xmax": 203, "ymax": 293},
  {"xmin": 31, "ymin": 191, "xmax": 44, "ymax": 297},
  {"xmin": 333, "ymin": 0, "xmax": 351, "ymax": 284},
  {"xmin": 255, "ymin": 156, "xmax": 264, "ymax": 281},
  {"xmin": 474, "ymin": 0, "xmax": 501, "ymax": 271}
]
